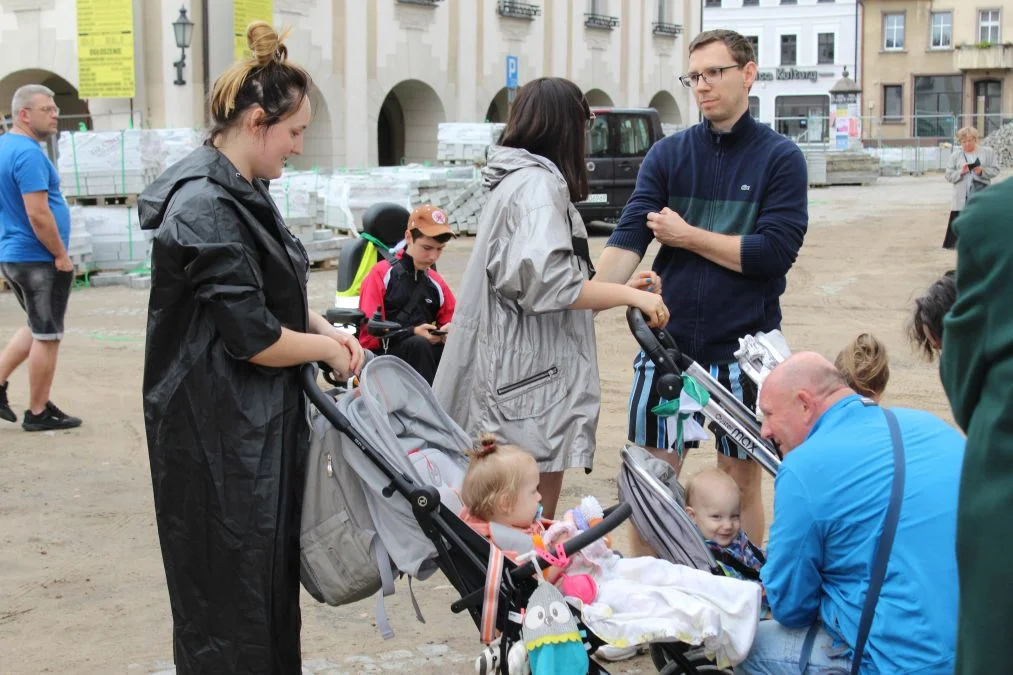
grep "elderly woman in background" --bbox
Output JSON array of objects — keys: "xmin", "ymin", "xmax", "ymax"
[{"xmin": 943, "ymin": 126, "xmax": 999, "ymax": 249}]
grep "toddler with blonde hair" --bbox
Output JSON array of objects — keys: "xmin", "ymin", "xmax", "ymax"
[
  {"xmin": 458, "ymin": 435, "xmax": 762, "ymax": 667},
  {"xmin": 460, "ymin": 433, "xmax": 544, "ymax": 529}
]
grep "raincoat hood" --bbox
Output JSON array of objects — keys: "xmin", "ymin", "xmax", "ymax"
[
  {"xmin": 139, "ymin": 145, "xmax": 272, "ymax": 231},
  {"xmin": 482, "ymin": 145, "xmax": 567, "ymax": 192}
]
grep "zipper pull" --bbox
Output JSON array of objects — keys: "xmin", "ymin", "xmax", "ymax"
[{"xmin": 326, "ymin": 453, "xmax": 334, "ymax": 477}]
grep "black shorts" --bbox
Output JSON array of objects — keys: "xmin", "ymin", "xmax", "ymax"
[
  {"xmin": 1, "ymin": 262, "xmax": 73, "ymax": 341},
  {"xmin": 627, "ymin": 351, "xmax": 758, "ymax": 460}
]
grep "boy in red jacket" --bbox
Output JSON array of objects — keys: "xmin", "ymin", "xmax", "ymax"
[{"xmin": 358, "ymin": 204, "xmax": 456, "ymax": 384}]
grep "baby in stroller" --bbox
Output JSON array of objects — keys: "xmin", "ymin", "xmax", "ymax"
[
  {"xmin": 459, "ymin": 435, "xmax": 762, "ymax": 669},
  {"xmin": 684, "ymin": 469, "xmax": 769, "ymax": 616}
]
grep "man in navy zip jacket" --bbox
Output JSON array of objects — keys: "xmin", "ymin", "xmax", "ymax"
[{"xmin": 597, "ymin": 30, "xmax": 807, "ymax": 544}]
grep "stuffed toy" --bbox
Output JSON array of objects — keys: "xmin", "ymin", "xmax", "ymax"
[{"xmin": 522, "ymin": 582, "xmax": 589, "ymax": 675}]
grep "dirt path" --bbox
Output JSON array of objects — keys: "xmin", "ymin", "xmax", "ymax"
[{"xmin": 0, "ymin": 174, "xmax": 964, "ymax": 674}]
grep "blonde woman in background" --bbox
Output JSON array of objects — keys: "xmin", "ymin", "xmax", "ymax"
[
  {"xmin": 139, "ymin": 22, "xmax": 362, "ymax": 673},
  {"xmin": 943, "ymin": 127, "xmax": 999, "ymax": 249},
  {"xmin": 835, "ymin": 332, "xmax": 889, "ymax": 402}
]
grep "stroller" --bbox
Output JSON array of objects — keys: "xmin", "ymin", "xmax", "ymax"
[
  {"xmin": 301, "ymin": 355, "xmax": 629, "ymax": 674},
  {"xmin": 618, "ymin": 308, "xmax": 784, "ymax": 674}
]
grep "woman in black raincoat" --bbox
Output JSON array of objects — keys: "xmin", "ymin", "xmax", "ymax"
[{"xmin": 139, "ymin": 22, "xmax": 362, "ymax": 674}]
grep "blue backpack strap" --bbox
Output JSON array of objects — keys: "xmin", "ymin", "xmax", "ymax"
[
  {"xmin": 799, "ymin": 406, "xmax": 905, "ymax": 674},
  {"xmin": 849, "ymin": 407, "xmax": 906, "ymax": 674}
]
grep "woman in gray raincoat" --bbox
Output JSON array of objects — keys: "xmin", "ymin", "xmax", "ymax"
[
  {"xmin": 433, "ymin": 78, "xmax": 668, "ymax": 518},
  {"xmin": 140, "ymin": 23, "xmax": 361, "ymax": 674}
]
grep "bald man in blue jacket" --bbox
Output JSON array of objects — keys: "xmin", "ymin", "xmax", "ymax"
[{"xmin": 737, "ymin": 353, "xmax": 963, "ymax": 674}]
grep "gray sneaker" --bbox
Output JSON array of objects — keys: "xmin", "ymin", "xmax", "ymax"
[
  {"xmin": 0, "ymin": 381, "xmax": 16, "ymax": 423},
  {"xmin": 22, "ymin": 401, "xmax": 82, "ymax": 432},
  {"xmin": 596, "ymin": 644, "xmax": 645, "ymax": 662}
]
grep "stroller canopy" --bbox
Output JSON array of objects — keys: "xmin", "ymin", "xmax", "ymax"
[
  {"xmin": 329, "ymin": 356, "xmax": 473, "ymax": 577},
  {"xmin": 618, "ymin": 445, "xmax": 717, "ymax": 572}
]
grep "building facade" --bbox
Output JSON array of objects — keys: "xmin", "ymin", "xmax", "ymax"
[
  {"xmin": 0, "ymin": 0, "xmax": 702, "ymax": 169},
  {"xmin": 860, "ymin": 0, "xmax": 1013, "ymax": 140},
  {"xmin": 703, "ymin": 0, "xmax": 860, "ymax": 143}
]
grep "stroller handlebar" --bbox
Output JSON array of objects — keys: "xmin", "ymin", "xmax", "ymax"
[
  {"xmin": 509, "ymin": 502, "xmax": 631, "ymax": 582},
  {"xmin": 626, "ymin": 308, "xmax": 690, "ymax": 374}
]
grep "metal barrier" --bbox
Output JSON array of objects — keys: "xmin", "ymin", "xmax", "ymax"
[{"xmin": 766, "ymin": 113, "xmax": 1011, "ymax": 175}]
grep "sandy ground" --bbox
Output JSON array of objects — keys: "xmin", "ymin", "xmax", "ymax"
[{"xmin": 0, "ymin": 173, "xmax": 968, "ymax": 674}]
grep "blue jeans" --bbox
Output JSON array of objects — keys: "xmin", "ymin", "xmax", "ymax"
[{"xmin": 737, "ymin": 620, "xmax": 852, "ymax": 674}]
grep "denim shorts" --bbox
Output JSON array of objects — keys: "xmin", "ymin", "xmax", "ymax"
[{"xmin": 1, "ymin": 262, "xmax": 74, "ymax": 340}]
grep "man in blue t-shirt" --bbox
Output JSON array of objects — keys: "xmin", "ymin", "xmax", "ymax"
[
  {"xmin": 596, "ymin": 29, "xmax": 808, "ymax": 546},
  {"xmin": 0, "ymin": 84, "xmax": 82, "ymax": 431},
  {"xmin": 736, "ymin": 352, "xmax": 962, "ymax": 674}
]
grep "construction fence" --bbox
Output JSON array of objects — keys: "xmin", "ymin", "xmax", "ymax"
[{"xmin": 769, "ymin": 113, "xmax": 1011, "ymax": 175}]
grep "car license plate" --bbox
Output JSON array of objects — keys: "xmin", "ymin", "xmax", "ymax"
[{"xmin": 582, "ymin": 193, "xmax": 608, "ymax": 204}]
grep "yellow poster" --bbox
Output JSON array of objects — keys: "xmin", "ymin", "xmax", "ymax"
[
  {"xmin": 234, "ymin": 0, "xmax": 275, "ymax": 61},
  {"xmin": 76, "ymin": 0, "xmax": 135, "ymax": 99}
]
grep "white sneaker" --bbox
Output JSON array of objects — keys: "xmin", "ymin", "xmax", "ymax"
[{"xmin": 595, "ymin": 644, "xmax": 643, "ymax": 662}]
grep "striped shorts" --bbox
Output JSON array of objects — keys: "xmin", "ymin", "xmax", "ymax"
[{"xmin": 626, "ymin": 350, "xmax": 758, "ymax": 460}]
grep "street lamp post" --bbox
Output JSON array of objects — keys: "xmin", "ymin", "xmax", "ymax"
[{"xmin": 172, "ymin": 6, "xmax": 195, "ymax": 86}]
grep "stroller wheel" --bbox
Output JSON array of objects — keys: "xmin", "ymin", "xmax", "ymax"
[{"xmin": 649, "ymin": 642, "xmax": 734, "ymax": 675}]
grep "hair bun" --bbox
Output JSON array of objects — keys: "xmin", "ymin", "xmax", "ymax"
[
  {"xmin": 247, "ymin": 20, "xmax": 289, "ymax": 66},
  {"xmin": 474, "ymin": 433, "xmax": 499, "ymax": 458}
]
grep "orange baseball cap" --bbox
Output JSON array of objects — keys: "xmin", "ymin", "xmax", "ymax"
[{"xmin": 408, "ymin": 204, "xmax": 456, "ymax": 238}]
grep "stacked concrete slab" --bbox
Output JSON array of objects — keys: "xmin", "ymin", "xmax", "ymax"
[
  {"xmin": 158, "ymin": 128, "xmax": 204, "ymax": 172},
  {"xmin": 57, "ymin": 128, "xmax": 203, "ymax": 199},
  {"xmin": 443, "ymin": 180, "xmax": 488, "ymax": 235},
  {"xmin": 78, "ymin": 206, "xmax": 153, "ymax": 271},
  {"xmin": 50, "ymin": 125, "xmax": 502, "ymax": 289},
  {"xmin": 825, "ymin": 151, "xmax": 880, "ymax": 185},
  {"xmin": 343, "ymin": 174, "xmax": 412, "ymax": 232},
  {"xmin": 67, "ymin": 206, "xmax": 94, "ymax": 271},
  {"xmin": 308, "ymin": 165, "xmax": 484, "ymax": 236},
  {"xmin": 57, "ymin": 129, "xmax": 202, "ymax": 283},
  {"xmin": 437, "ymin": 123, "xmax": 504, "ymax": 164},
  {"xmin": 269, "ymin": 171, "xmax": 327, "ymax": 238},
  {"xmin": 266, "ymin": 171, "xmax": 347, "ymax": 263},
  {"xmin": 57, "ymin": 130, "xmax": 153, "ymax": 196}
]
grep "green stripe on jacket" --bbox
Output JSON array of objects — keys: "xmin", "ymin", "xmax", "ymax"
[{"xmin": 669, "ymin": 195, "xmax": 760, "ymax": 235}]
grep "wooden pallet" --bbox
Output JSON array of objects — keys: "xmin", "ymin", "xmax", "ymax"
[
  {"xmin": 65, "ymin": 193, "xmax": 139, "ymax": 207},
  {"xmin": 310, "ymin": 258, "xmax": 337, "ymax": 271}
]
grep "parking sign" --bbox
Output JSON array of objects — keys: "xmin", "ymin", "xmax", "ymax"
[{"xmin": 506, "ymin": 55, "xmax": 518, "ymax": 89}]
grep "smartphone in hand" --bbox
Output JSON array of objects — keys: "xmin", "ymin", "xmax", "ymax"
[{"xmin": 428, "ymin": 328, "xmax": 448, "ymax": 336}]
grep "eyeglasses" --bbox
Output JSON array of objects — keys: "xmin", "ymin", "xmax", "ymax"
[
  {"xmin": 679, "ymin": 65, "xmax": 743, "ymax": 88},
  {"xmin": 26, "ymin": 106, "xmax": 60, "ymax": 115},
  {"xmin": 586, "ymin": 111, "xmax": 597, "ymax": 131}
]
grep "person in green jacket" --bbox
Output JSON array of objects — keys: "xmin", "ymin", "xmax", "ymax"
[{"xmin": 941, "ymin": 179, "xmax": 1013, "ymax": 675}]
